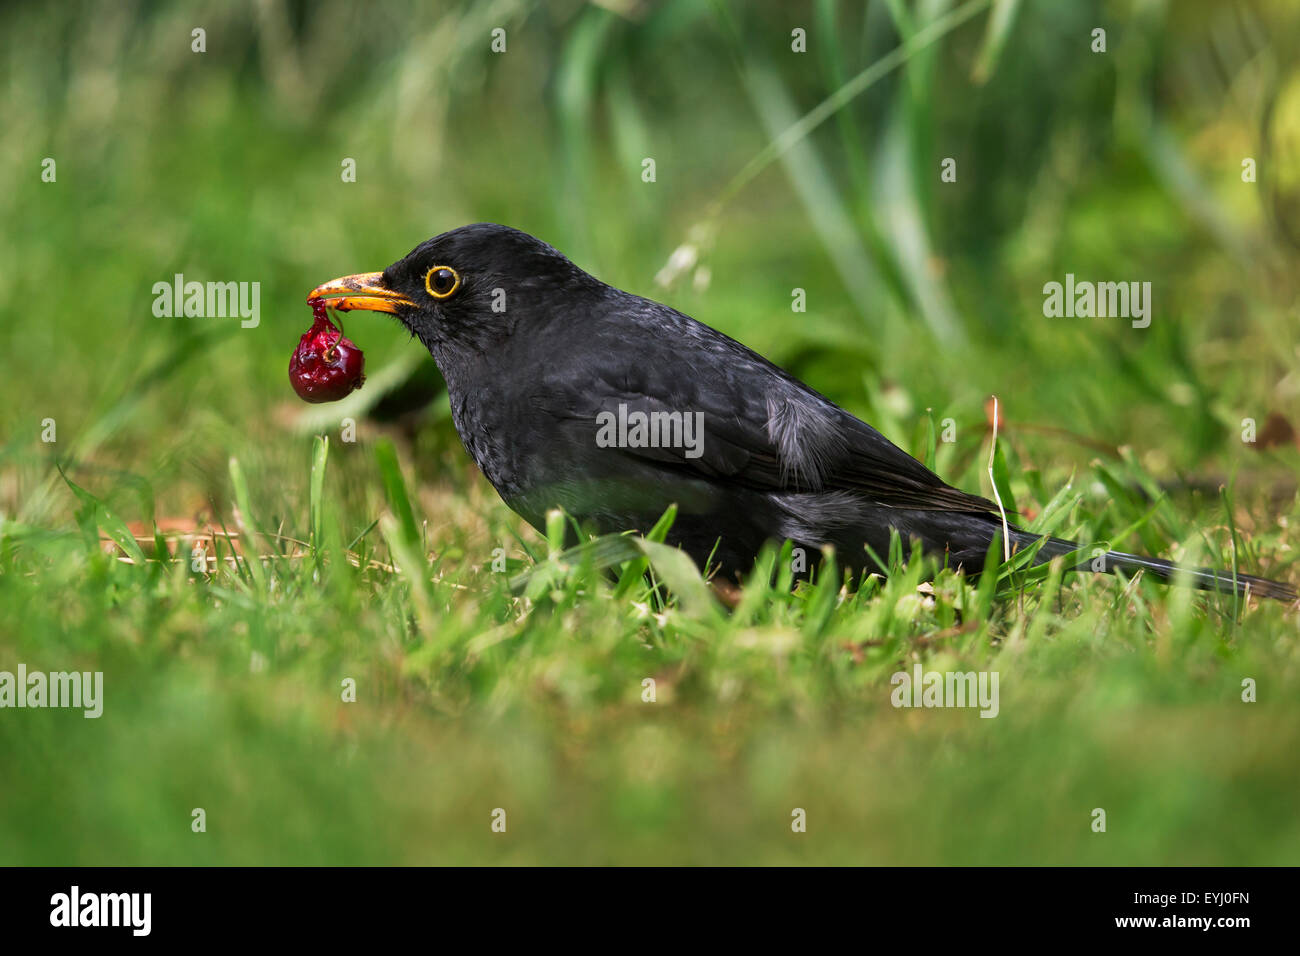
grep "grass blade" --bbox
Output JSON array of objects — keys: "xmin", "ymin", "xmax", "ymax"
[
  {"xmin": 59, "ymin": 467, "xmax": 146, "ymax": 566},
  {"xmin": 228, "ymin": 456, "xmax": 268, "ymax": 592},
  {"xmin": 374, "ymin": 438, "xmax": 420, "ymax": 548}
]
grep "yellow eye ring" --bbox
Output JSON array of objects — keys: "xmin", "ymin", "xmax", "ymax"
[{"xmin": 425, "ymin": 266, "xmax": 461, "ymax": 299}]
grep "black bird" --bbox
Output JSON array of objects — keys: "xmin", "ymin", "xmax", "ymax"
[{"xmin": 310, "ymin": 223, "xmax": 1295, "ymax": 602}]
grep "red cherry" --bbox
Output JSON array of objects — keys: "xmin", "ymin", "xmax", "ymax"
[{"xmin": 289, "ymin": 298, "xmax": 365, "ymax": 403}]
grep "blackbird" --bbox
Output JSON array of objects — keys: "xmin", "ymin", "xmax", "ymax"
[{"xmin": 310, "ymin": 223, "xmax": 1295, "ymax": 602}]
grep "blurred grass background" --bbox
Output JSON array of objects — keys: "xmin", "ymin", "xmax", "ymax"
[{"xmin": 1, "ymin": 0, "xmax": 1298, "ymax": 864}]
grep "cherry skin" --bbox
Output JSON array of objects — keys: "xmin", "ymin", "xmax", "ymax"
[{"xmin": 289, "ymin": 299, "xmax": 365, "ymax": 403}]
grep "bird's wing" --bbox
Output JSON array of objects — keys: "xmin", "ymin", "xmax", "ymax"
[{"xmin": 531, "ymin": 337, "xmax": 996, "ymax": 515}]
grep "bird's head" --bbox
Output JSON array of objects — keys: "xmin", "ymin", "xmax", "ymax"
[{"xmin": 308, "ymin": 223, "xmax": 601, "ymax": 356}]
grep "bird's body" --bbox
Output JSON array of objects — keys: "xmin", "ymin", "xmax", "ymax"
[{"xmin": 311, "ymin": 223, "xmax": 1295, "ymax": 602}]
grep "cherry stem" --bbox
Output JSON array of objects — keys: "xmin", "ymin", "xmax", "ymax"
[{"xmin": 324, "ymin": 307, "xmax": 346, "ymax": 361}]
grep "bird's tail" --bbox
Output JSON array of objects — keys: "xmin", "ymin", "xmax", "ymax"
[{"xmin": 1031, "ymin": 536, "xmax": 1296, "ymax": 603}]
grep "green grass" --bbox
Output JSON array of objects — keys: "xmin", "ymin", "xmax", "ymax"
[{"xmin": 1, "ymin": 0, "xmax": 1298, "ymax": 864}]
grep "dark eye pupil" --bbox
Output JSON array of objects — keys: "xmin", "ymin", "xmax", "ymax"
[{"xmin": 434, "ymin": 269, "xmax": 454, "ymax": 291}]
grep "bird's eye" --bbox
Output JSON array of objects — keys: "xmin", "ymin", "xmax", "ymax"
[{"xmin": 424, "ymin": 266, "xmax": 460, "ymax": 299}]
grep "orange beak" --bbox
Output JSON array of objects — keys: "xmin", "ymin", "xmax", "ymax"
[{"xmin": 308, "ymin": 272, "xmax": 416, "ymax": 314}]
